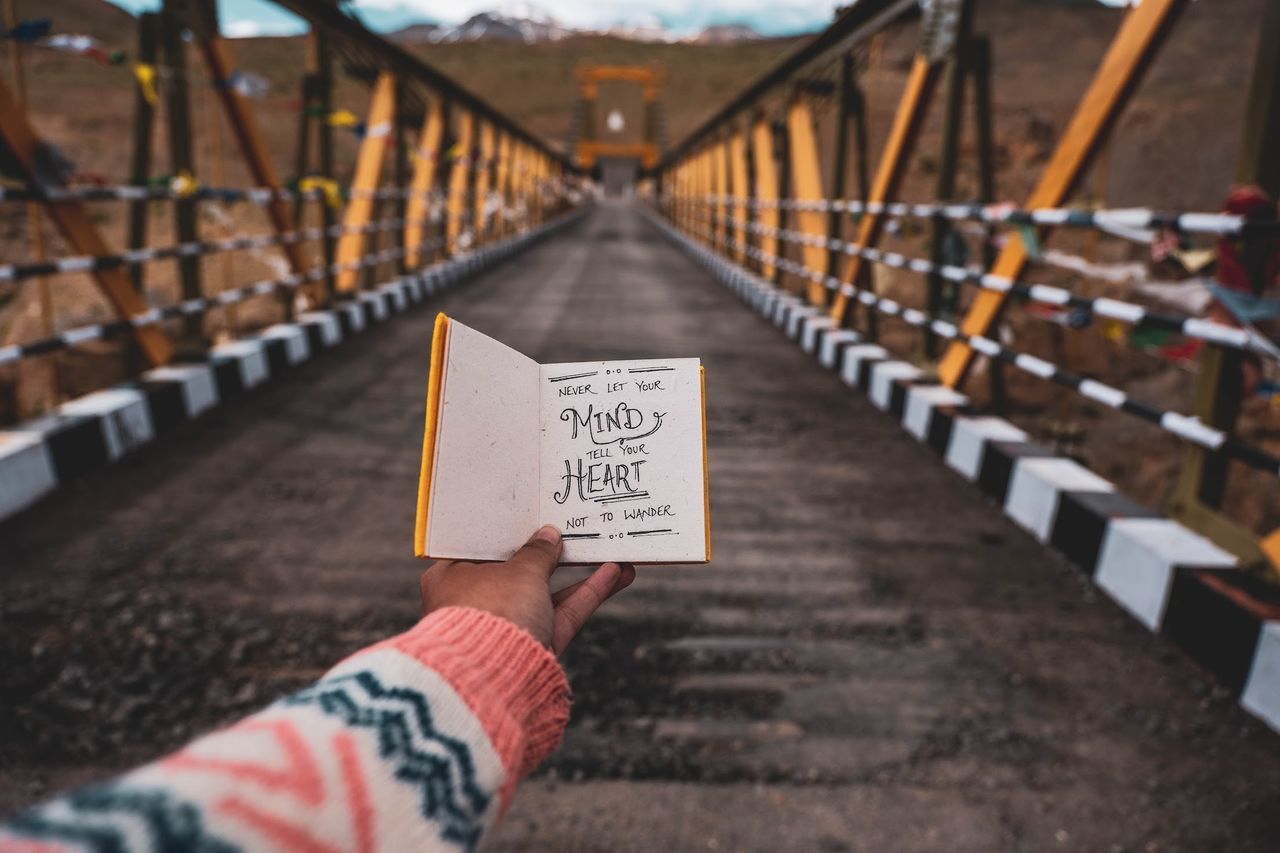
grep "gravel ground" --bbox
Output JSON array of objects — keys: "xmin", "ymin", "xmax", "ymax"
[{"xmin": 2, "ymin": 202, "xmax": 1280, "ymax": 850}]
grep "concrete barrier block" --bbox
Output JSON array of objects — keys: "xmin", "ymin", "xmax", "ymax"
[
  {"xmin": 211, "ymin": 340, "xmax": 269, "ymax": 393},
  {"xmin": 1244, "ymin": 623, "xmax": 1280, "ymax": 733},
  {"xmin": 1005, "ymin": 457, "xmax": 1114, "ymax": 542},
  {"xmin": 903, "ymin": 385, "xmax": 969, "ymax": 440},
  {"xmin": 60, "ymin": 387, "xmax": 155, "ymax": 460},
  {"xmin": 868, "ymin": 362, "xmax": 922, "ymax": 410},
  {"xmin": 786, "ymin": 305, "xmax": 819, "ymax": 340},
  {"xmin": 0, "ymin": 431, "xmax": 56, "ymax": 520},
  {"xmin": 1095, "ymin": 518, "xmax": 1237, "ymax": 630},
  {"xmin": 142, "ymin": 364, "xmax": 218, "ymax": 418},
  {"xmin": 359, "ymin": 291, "xmax": 389, "ymax": 322},
  {"xmin": 944, "ymin": 417, "xmax": 1028, "ymax": 480},
  {"xmin": 259, "ymin": 324, "xmax": 311, "ymax": 364},
  {"xmin": 298, "ymin": 311, "xmax": 343, "ymax": 348},
  {"xmin": 839, "ymin": 344, "xmax": 888, "ymax": 388},
  {"xmin": 800, "ymin": 316, "xmax": 835, "ymax": 354},
  {"xmin": 819, "ymin": 330, "xmax": 861, "ymax": 369}
]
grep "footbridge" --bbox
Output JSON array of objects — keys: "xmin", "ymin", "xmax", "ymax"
[{"xmin": 2, "ymin": 1, "xmax": 1280, "ymax": 849}]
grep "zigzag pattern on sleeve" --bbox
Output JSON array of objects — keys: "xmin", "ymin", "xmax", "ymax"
[{"xmin": 0, "ymin": 607, "xmax": 571, "ymax": 853}]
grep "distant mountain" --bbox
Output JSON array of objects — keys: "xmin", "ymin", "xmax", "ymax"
[
  {"xmin": 389, "ymin": 9, "xmax": 769, "ymax": 45},
  {"xmin": 604, "ymin": 14, "xmax": 671, "ymax": 43},
  {"xmin": 445, "ymin": 13, "xmax": 526, "ymax": 43},
  {"xmin": 390, "ymin": 22, "xmax": 443, "ymax": 44},
  {"xmin": 692, "ymin": 24, "xmax": 763, "ymax": 44},
  {"xmin": 392, "ymin": 9, "xmax": 574, "ymax": 45}
]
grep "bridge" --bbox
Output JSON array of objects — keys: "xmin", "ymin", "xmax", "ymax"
[{"xmin": 2, "ymin": 0, "xmax": 1280, "ymax": 849}]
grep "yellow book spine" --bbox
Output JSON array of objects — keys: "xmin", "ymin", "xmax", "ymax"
[
  {"xmin": 701, "ymin": 365, "xmax": 711, "ymax": 563},
  {"xmin": 413, "ymin": 313, "xmax": 451, "ymax": 557}
]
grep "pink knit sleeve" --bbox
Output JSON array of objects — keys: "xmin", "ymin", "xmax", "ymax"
[
  {"xmin": 380, "ymin": 606, "xmax": 572, "ymax": 798},
  {"xmin": 0, "ymin": 607, "xmax": 571, "ymax": 852}
]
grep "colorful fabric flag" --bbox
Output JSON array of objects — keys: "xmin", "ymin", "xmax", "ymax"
[
  {"xmin": 1025, "ymin": 302, "xmax": 1084, "ymax": 328},
  {"xmin": 298, "ymin": 176, "xmax": 342, "ymax": 209},
  {"xmin": 133, "ymin": 62, "xmax": 158, "ymax": 106},
  {"xmin": 228, "ymin": 70, "xmax": 269, "ymax": 100},
  {"xmin": 169, "ymin": 170, "xmax": 200, "ymax": 199},
  {"xmin": 1015, "ymin": 223, "xmax": 1042, "ymax": 259},
  {"xmin": 7, "ymin": 18, "xmax": 51, "ymax": 43},
  {"xmin": 45, "ymin": 34, "xmax": 113, "ymax": 64},
  {"xmin": 1098, "ymin": 318, "xmax": 1128, "ymax": 344},
  {"xmin": 1129, "ymin": 326, "xmax": 1171, "ymax": 349},
  {"xmin": 1210, "ymin": 283, "xmax": 1280, "ymax": 324},
  {"xmin": 326, "ymin": 109, "xmax": 360, "ymax": 128},
  {"xmin": 1157, "ymin": 339, "xmax": 1201, "ymax": 364}
]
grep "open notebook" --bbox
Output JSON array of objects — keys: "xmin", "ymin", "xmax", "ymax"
[{"xmin": 415, "ymin": 314, "xmax": 710, "ymax": 564}]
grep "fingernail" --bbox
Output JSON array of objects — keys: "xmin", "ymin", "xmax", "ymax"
[{"xmin": 534, "ymin": 525, "xmax": 561, "ymax": 544}]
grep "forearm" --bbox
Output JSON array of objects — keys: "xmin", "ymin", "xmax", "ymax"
[{"xmin": 1, "ymin": 607, "xmax": 569, "ymax": 852}]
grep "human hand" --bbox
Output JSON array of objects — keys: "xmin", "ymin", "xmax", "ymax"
[{"xmin": 419, "ymin": 525, "xmax": 636, "ymax": 654}]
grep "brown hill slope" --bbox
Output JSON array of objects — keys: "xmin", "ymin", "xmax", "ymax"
[
  {"xmin": 13, "ymin": 0, "xmax": 135, "ymax": 42},
  {"xmin": 405, "ymin": 35, "xmax": 804, "ymax": 146}
]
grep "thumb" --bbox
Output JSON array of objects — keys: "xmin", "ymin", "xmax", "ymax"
[{"xmin": 506, "ymin": 525, "xmax": 563, "ymax": 578}]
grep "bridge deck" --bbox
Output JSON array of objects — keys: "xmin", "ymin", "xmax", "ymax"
[{"xmin": 2, "ymin": 202, "xmax": 1279, "ymax": 849}]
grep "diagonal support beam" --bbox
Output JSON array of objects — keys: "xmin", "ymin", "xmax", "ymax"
[
  {"xmin": 446, "ymin": 108, "xmax": 474, "ymax": 254},
  {"xmin": 728, "ymin": 127, "xmax": 750, "ymax": 264},
  {"xmin": 0, "ymin": 76, "xmax": 172, "ymax": 365},
  {"xmin": 198, "ymin": 36, "xmax": 310, "ymax": 280},
  {"xmin": 511, "ymin": 139, "xmax": 528, "ymax": 229},
  {"xmin": 701, "ymin": 149, "xmax": 715, "ymax": 247},
  {"xmin": 494, "ymin": 130, "xmax": 511, "ymax": 238},
  {"xmin": 937, "ymin": 0, "xmax": 1189, "ymax": 388},
  {"xmin": 828, "ymin": 55, "xmax": 943, "ymax": 326},
  {"xmin": 473, "ymin": 119, "xmax": 495, "ymax": 240},
  {"xmin": 1265, "ymin": 529, "xmax": 1280, "ymax": 576},
  {"xmin": 334, "ymin": 72, "xmax": 396, "ymax": 293},
  {"xmin": 713, "ymin": 138, "xmax": 730, "ymax": 254},
  {"xmin": 751, "ymin": 116, "xmax": 780, "ymax": 280},
  {"xmin": 786, "ymin": 92, "xmax": 830, "ymax": 307},
  {"xmin": 673, "ymin": 157, "xmax": 686, "ymax": 232},
  {"xmin": 405, "ymin": 95, "xmax": 444, "ymax": 269},
  {"xmin": 694, "ymin": 148, "xmax": 711, "ymax": 246}
]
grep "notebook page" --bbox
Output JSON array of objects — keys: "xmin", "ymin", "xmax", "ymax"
[
  {"xmin": 426, "ymin": 320, "xmax": 540, "ymax": 560},
  {"xmin": 538, "ymin": 358, "xmax": 707, "ymax": 563}
]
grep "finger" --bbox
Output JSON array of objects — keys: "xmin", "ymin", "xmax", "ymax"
[
  {"xmin": 505, "ymin": 525, "xmax": 563, "ymax": 579},
  {"xmin": 551, "ymin": 576, "xmax": 590, "ymax": 607},
  {"xmin": 551, "ymin": 562, "xmax": 622, "ymax": 654},
  {"xmin": 418, "ymin": 559, "xmax": 455, "ymax": 595},
  {"xmin": 550, "ymin": 562, "xmax": 636, "ymax": 606},
  {"xmin": 615, "ymin": 563, "xmax": 637, "ymax": 592}
]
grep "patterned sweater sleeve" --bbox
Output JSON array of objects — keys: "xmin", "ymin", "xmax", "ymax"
[{"xmin": 0, "ymin": 606, "xmax": 571, "ymax": 852}]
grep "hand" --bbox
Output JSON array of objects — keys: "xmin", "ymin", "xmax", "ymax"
[{"xmin": 419, "ymin": 525, "xmax": 636, "ymax": 654}]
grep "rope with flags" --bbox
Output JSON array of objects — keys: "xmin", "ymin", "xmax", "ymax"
[
  {"xmin": 674, "ymin": 212, "xmax": 1280, "ymax": 478},
  {"xmin": 0, "ymin": 235, "xmax": 447, "ymax": 367},
  {"xmin": 714, "ymin": 211, "xmax": 1280, "ymax": 362},
  {"xmin": 683, "ymin": 193, "xmax": 1280, "ymax": 239},
  {"xmin": 0, "ymin": 181, "xmax": 450, "ymax": 204},
  {"xmin": 0, "ymin": 214, "xmax": 441, "ymax": 285}
]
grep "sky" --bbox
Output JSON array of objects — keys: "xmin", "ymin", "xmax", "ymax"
[{"xmin": 106, "ymin": 0, "xmax": 1131, "ymax": 39}]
